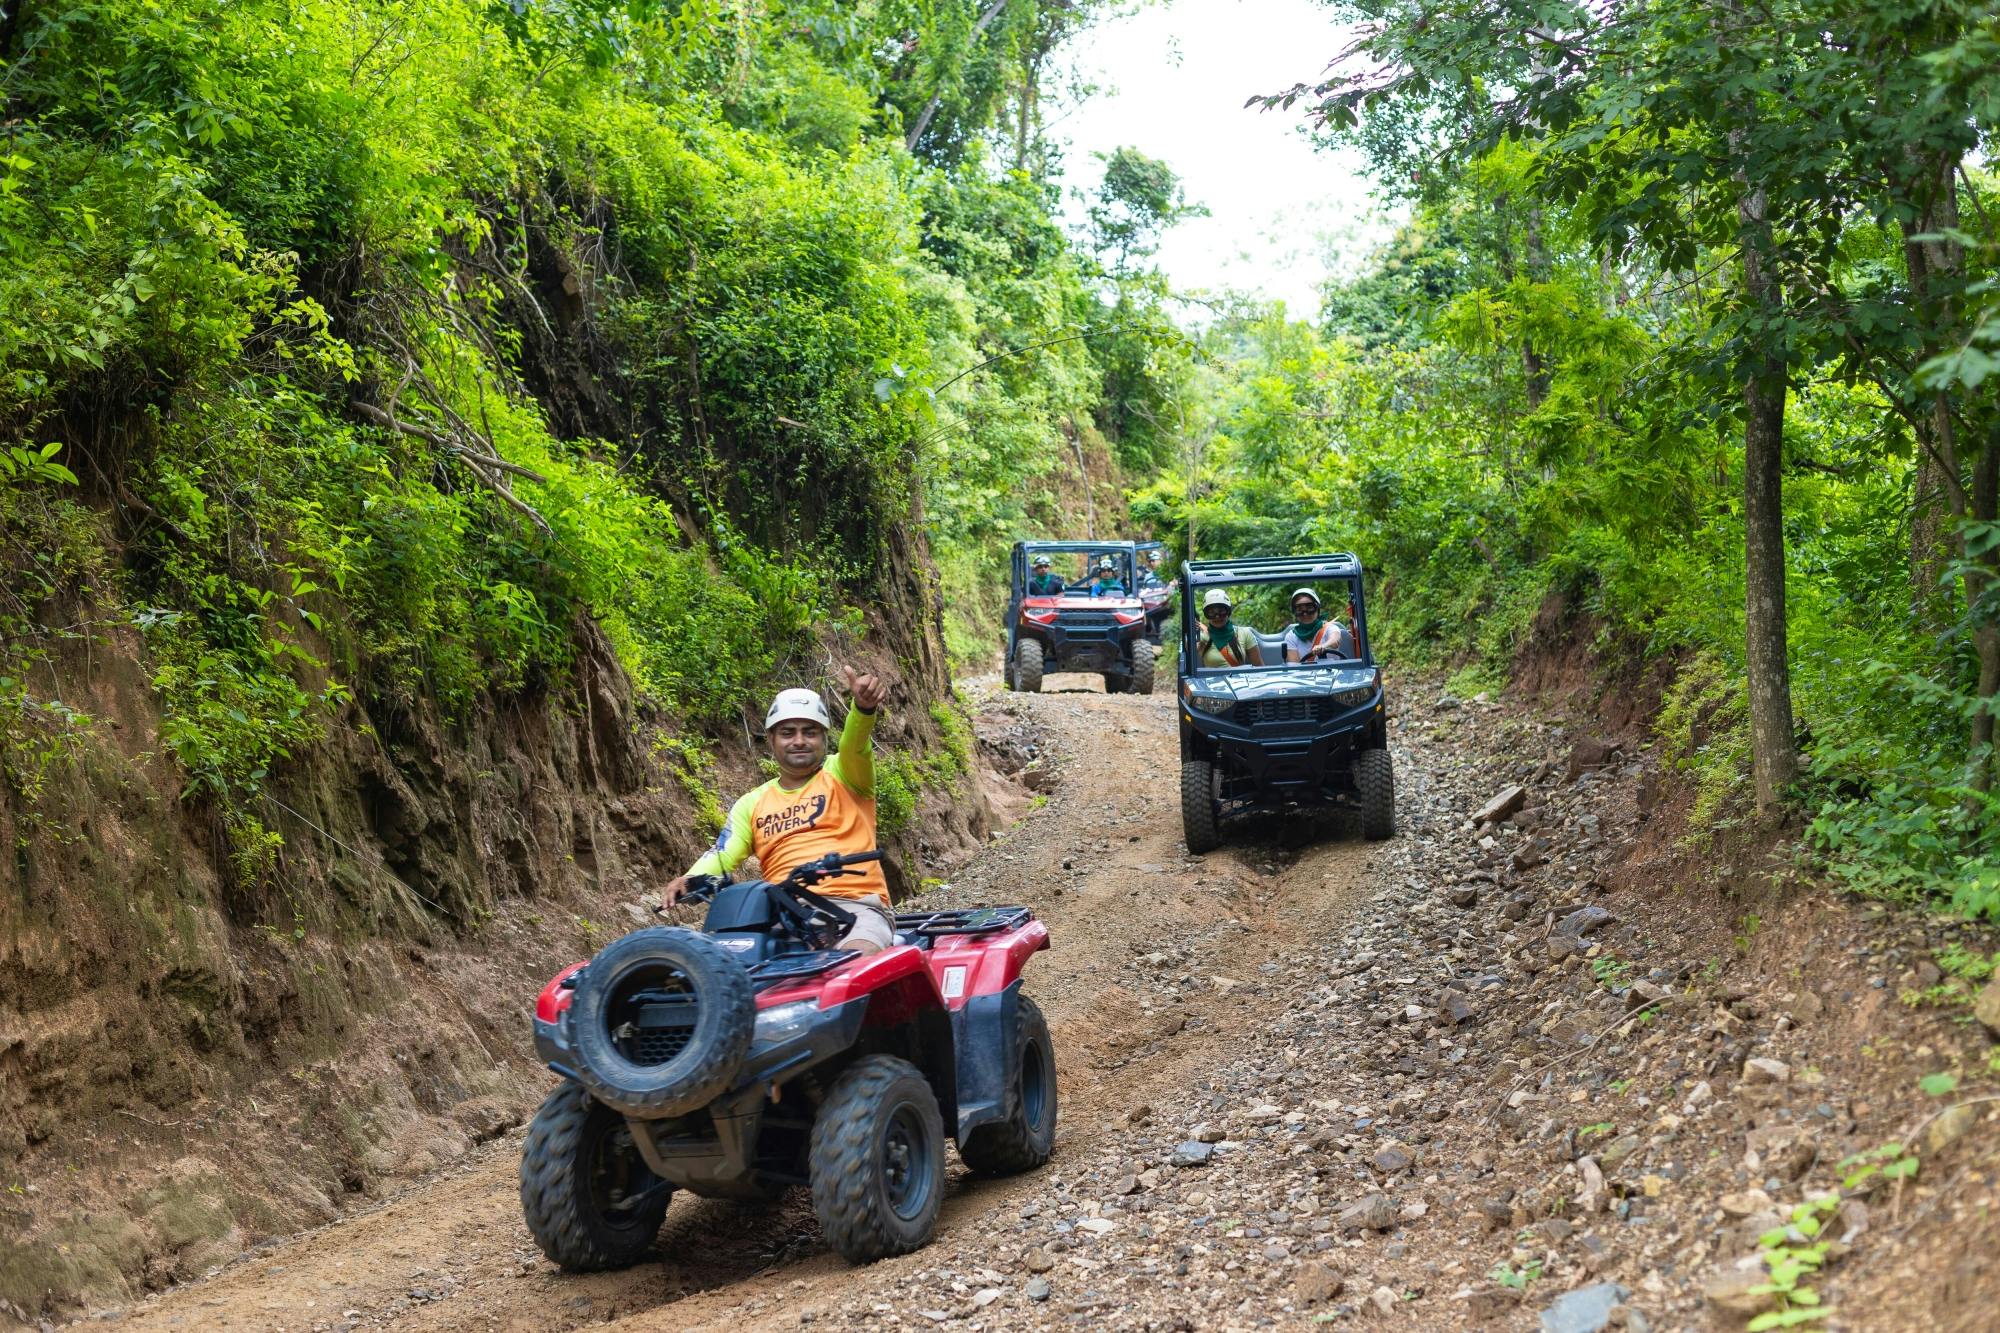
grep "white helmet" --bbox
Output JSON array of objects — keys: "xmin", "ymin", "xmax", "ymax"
[
  {"xmin": 1290, "ymin": 587, "xmax": 1321, "ymax": 611},
  {"xmin": 1097, "ymin": 555, "xmax": 1116, "ymax": 571},
  {"xmin": 1201, "ymin": 588, "xmax": 1233, "ymax": 611},
  {"xmin": 764, "ymin": 688, "xmax": 831, "ymax": 731},
  {"xmin": 1032, "ymin": 554, "xmax": 1052, "ymax": 568}
]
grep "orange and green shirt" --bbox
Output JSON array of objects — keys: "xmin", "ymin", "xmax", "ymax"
[{"xmin": 685, "ymin": 707, "xmax": 887, "ymax": 901}]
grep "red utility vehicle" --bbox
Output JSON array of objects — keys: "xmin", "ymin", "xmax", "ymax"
[{"xmin": 521, "ymin": 852, "xmax": 1055, "ymax": 1269}]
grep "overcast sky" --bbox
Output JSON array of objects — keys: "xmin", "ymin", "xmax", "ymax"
[{"xmin": 1055, "ymin": 0, "xmax": 1392, "ymax": 318}]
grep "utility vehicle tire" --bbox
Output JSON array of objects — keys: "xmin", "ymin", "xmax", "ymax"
[
  {"xmin": 1357, "ymin": 747, "xmax": 1396, "ymax": 841},
  {"xmin": 519, "ymin": 1082, "xmax": 672, "ymax": 1271},
  {"xmin": 1014, "ymin": 639, "xmax": 1044, "ymax": 694},
  {"xmin": 1130, "ymin": 639, "xmax": 1157, "ymax": 695},
  {"xmin": 957, "ymin": 996, "xmax": 1057, "ymax": 1175},
  {"xmin": 810, "ymin": 1055, "xmax": 946, "ymax": 1264},
  {"xmin": 569, "ymin": 927, "xmax": 753, "ymax": 1120},
  {"xmin": 1181, "ymin": 758, "xmax": 1222, "ymax": 854}
]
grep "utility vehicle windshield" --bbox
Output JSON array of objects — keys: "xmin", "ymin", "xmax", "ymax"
[{"xmin": 1186, "ymin": 577, "xmax": 1366, "ymax": 673}]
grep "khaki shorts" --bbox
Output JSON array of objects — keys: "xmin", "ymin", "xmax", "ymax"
[{"xmin": 835, "ymin": 894, "xmax": 897, "ymax": 951}]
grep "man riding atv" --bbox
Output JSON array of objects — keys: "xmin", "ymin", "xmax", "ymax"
[
  {"xmin": 661, "ymin": 666, "xmax": 894, "ymax": 953},
  {"xmin": 1026, "ymin": 553, "xmax": 1065, "ymax": 597}
]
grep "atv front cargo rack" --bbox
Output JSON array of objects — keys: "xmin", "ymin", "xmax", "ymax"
[
  {"xmin": 748, "ymin": 949, "xmax": 857, "ymax": 987},
  {"xmin": 893, "ymin": 906, "xmax": 1034, "ymax": 939}
]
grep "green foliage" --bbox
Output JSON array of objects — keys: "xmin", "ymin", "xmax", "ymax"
[{"xmin": 2, "ymin": 0, "xmax": 1152, "ymax": 877}]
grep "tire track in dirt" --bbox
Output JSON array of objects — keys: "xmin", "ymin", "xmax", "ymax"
[{"xmin": 108, "ymin": 677, "xmax": 1396, "ymax": 1333}]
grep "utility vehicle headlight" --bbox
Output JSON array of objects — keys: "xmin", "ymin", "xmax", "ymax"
[
  {"xmin": 1189, "ymin": 694, "xmax": 1236, "ymax": 716},
  {"xmin": 754, "ymin": 1000, "xmax": 820, "ymax": 1043},
  {"xmin": 1332, "ymin": 686, "xmax": 1376, "ymax": 707}
]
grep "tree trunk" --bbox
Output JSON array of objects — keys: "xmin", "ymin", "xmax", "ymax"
[
  {"xmin": 905, "ymin": 0, "xmax": 1014, "ymax": 153},
  {"xmin": 1522, "ymin": 206, "xmax": 1551, "ymax": 410},
  {"xmin": 1737, "ymin": 176, "xmax": 1801, "ymax": 813},
  {"xmin": 1969, "ymin": 436, "xmax": 2000, "ymax": 795},
  {"xmin": 1903, "ymin": 150, "xmax": 1964, "ymax": 623}
]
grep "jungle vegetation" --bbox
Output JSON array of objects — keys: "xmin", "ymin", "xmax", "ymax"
[
  {"xmin": 5, "ymin": 0, "xmax": 2000, "ymax": 925},
  {"xmin": 0, "ymin": 0, "xmax": 1187, "ymax": 869},
  {"xmin": 1133, "ymin": 0, "xmax": 2000, "ymax": 915}
]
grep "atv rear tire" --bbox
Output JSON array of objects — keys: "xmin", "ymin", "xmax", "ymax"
[
  {"xmin": 520, "ymin": 1082, "xmax": 672, "ymax": 1271},
  {"xmin": 1180, "ymin": 758, "xmax": 1221, "ymax": 854},
  {"xmin": 568, "ymin": 927, "xmax": 753, "ymax": 1120},
  {"xmin": 810, "ymin": 1055, "xmax": 945, "ymax": 1264},
  {"xmin": 957, "ymin": 996, "xmax": 1056, "ymax": 1175},
  {"xmin": 1130, "ymin": 639, "xmax": 1157, "ymax": 695},
  {"xmin": 1013, "ymin": 639, "xmax": 1044, "ymax": 694},
  {"xmin": 1357, "ymin": 747, "xmax": 1395, "ymax": 841}
]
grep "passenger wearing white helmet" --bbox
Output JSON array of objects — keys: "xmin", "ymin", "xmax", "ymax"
[
  {"xmin": 1026, "ymin": 553, "xmax": 1064, "ymax": 597},
  {"xmin": 1280, "ymin": 588, "xmax": 1356, "ymax": 664},
  {"xmin": 1088, "ymin": 555, "xmax": 1126, "ymax": 598},
  {"xmin": 1197, "ymin": 588, "xmax": 1264, "ymax": 667},
  {"xmin": 658, "ymin": 665, "xmax": 898, "ymax": 954}
]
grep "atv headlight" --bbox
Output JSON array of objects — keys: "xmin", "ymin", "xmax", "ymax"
[
  {"xmin": 1332, "ymin": 686, "xmax": 1376, "ymax": 707},
  {"xmin": 753, "ymin": 1000, "xmax": 821, "ymax": 1044},
  {"xmin": 1189, "ymin": 693, "xmax": 1237, "ymax": 716}
]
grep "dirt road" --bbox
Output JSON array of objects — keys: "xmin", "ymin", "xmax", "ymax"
[
  {"xmin": 107, "ymin": 677, "xmax": 1400, "ymax": 1332},
  {"xmin": 91, "ymin": 675, "xmax": 2000, "ymax": 1332}
]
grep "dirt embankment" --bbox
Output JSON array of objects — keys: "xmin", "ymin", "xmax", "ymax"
[
  {"xmin": 20, "ymin": 655, "xmax": 2000, "ymax": 1331},
  {"xmin": 0, "ymin": 566, "xmax": 986, "ymax": 1327}
]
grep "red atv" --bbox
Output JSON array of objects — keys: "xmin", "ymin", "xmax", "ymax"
[{"xmin": 520, "ymin": 851, "xmax": 1056, "ymax": 1269}]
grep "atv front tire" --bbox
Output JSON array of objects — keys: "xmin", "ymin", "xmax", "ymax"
[
  {"xmin": 520, "ymin": 1082, "xmax": 672, "ymax": 1271},
  {"xmin": 957, "ymin": 996, "xmax": 1057, "ymax": 1175},
  {"xmin": 1129, "ymin": 639, "xmax": 1157, "ymax": 695},
  {"xmin": 569, "ymin": 927, "xmax": 754, "ymax": 1120},
  {"xmin": 1357, "ymin": 747, "xmax": 1395, "ymax": 841},
  {"xmin": 1013, "ymin": 639, "xmax": 1044, "ymax": 694},
  {"xmin": 1180, "ymin": 758, "xmax": 1221, "ymax": 854},
  {"xmin": 810, "ymin": 1055, "xmax": 945, "ymax": 1264}
]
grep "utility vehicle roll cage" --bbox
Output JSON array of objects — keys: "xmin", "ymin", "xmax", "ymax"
[
  {"xmin": 1012, "ymin": 540, "xmax": 1138, "ymax": 594},
  {"xmin": 1178, "ymin": 553, "xmax": 1373, "ymax": 673}
]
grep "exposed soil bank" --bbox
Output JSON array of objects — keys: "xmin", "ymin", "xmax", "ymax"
[{"xmin": 24, "ymin": 671, "xmax": 2000, "ymax": 1331}]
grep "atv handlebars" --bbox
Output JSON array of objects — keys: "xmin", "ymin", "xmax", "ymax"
[{"xmin": 680, "ymin": 850, "xmax": 882, "ymax": 906}]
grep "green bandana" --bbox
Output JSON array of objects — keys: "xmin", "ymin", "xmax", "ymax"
[
  {"xmin": 1292, "ymin": 616, "xmax": 1325, "ymax": 643},
  {"xmin": 1205, "ymin": 622, "xmax": 1239, "ymax": 659}
]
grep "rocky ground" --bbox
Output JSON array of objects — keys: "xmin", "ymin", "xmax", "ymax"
[{"xmin": 66, "ymin": 673, "xmax": 2000, "ymax": 1332}]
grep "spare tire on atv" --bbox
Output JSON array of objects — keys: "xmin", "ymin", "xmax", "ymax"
[{"xmin": 567, "ymin": 927, "xmax": 754, "ymax": 1120}]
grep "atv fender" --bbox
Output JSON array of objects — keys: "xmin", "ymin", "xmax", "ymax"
[
  {"xmin": 928, "ymin": 919, "xmax": 1050, "ymax": 1007},
  {"xmin": 950, "ymin": 979, "xmax": 1025, "ymax": 1143},
  {"xmin": 816, "ymin": 945, "xmax": 945, "ymax": 1013}
]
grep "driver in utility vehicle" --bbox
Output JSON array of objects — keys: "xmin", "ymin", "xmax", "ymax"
[
  {"xmin": 658, "ymin": 666, "xmax": 896, "ymax": 954},
  {"xmin": 1281, "ymin": 587, "xmax": 1356, "ymax": 664}
]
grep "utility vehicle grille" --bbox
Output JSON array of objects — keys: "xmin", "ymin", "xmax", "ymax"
[{"xmin": 1238, "ymin": 696, "xmax": 1337, "ymax": 726}]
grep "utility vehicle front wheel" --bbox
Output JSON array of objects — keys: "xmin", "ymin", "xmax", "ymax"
[
  {"xmin": 1357, "ymin": 747, "xmax": 1395, "ymax": 841},
  {"xmin": 1014, "ymin": 639, "xmax": 1044, "ymax": 694},
  {"xmin": 810, "ymin": 1056, "xmax": 946, "ymax": 1264},
  {"xmin": 1180, "ymin": 758, "xmax": 1221, "ymax": 854},
  {"xmin": 957, "ymin": 995, "xmax": 1057, "ymax": 1175},
  {"xmin": 520, "ymin": 1083, "xmax": 672, "ymax": 1271},
  {"xmin": 1129, "ymin": 639, "xmax": 1157, "ymax": 695}
]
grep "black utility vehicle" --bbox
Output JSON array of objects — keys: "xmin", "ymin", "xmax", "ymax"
[
  {"xmin": 1175, "ymin": 553, "xmax": 1393, "ymax": 851},
  {"xmin": 1003, "ymin": 541, "xmax": 1156, "ymax": 695}
]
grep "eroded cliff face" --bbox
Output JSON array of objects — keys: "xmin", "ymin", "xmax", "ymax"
[{"xmin": 0, "ymin": 536, "xmax": 985, "ymax": 1323}]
